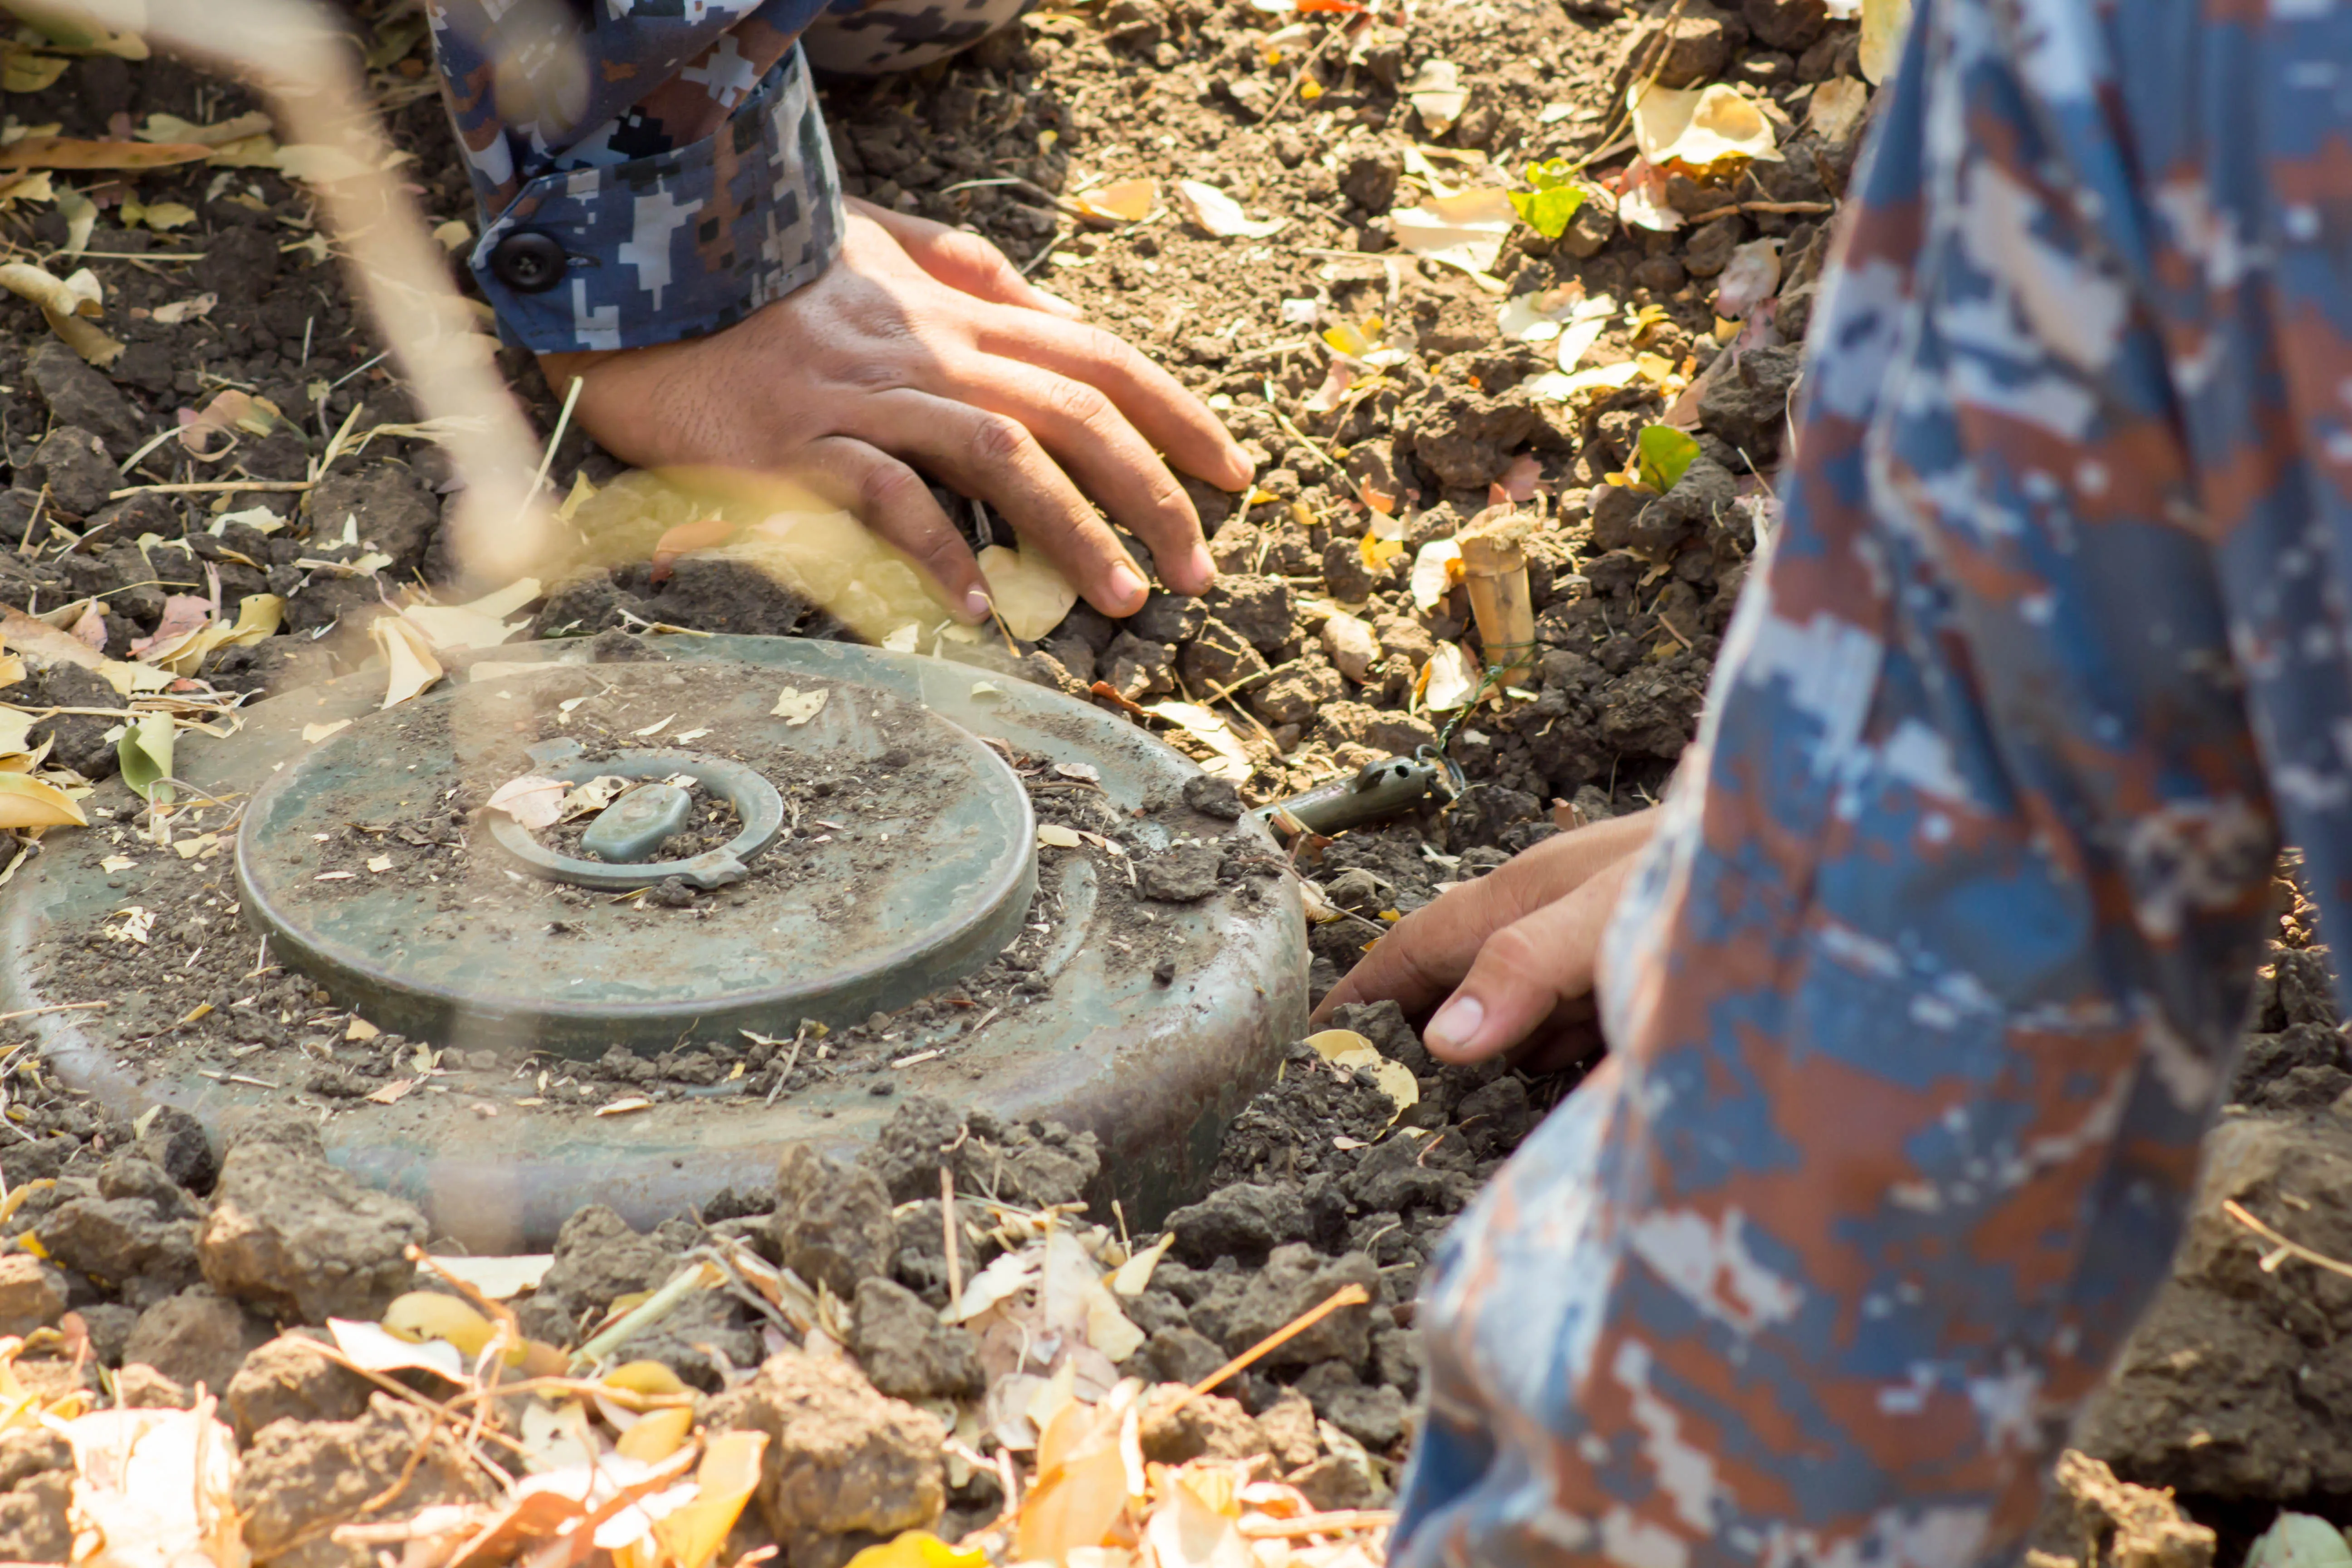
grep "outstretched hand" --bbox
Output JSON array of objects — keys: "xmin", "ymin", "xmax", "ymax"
[
  {"xmin": 540, "ymin": 199, "xmax": 1253, "ymax": 622},
  {"xmin": 1313, "ymin": 809, "xmax": 1657, "ymax": 1069}
]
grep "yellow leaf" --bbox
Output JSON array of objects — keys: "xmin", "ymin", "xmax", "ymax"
[
  {"xmin": 1019, "ymin": 1437, "xmax": 1133, "ymax": 1563},
  {"xmin": 1629, "ymin": 82, "xmax": 1782, "ymax": 173},
  {"xmin": 1072, "ymin": 177, "xmax": 1156, "ymax": 224},
  {"xmin": 370, "ymin": 613, "xmax": 443, "ymax": 708},
  {"xmin": 615, "ymin": 1405, "xmax": 693, "ymax": 1463},
  {"xmin": 652, "ymin": 1430, "xmax": 768, "ymax": 1568},
  {"xmin": 382, "ymin": 1291, "xmax": 496, "ymax": 1357},
  {"xmin": 976, "ymin": 544, "xmax": 1078, "ymax": 640},
  {"xmin": 1860, "ymin": 0, "xmax": 1913, "ymax": 83},
  {"xmin": 1, "ymin": 52, "xmax": 69, "ymax": 93},
  {"xmin": 0, "ymin": 137, "xmax": 210, "ymax": 171},
  {"xmin": 843, "ymin": 1533, "xmax": 990, "ymax": 1568},
  {"xmin": 0, "ymin": 772, "xmax": 84, "ymax": 829},
  {"xmin": 603, "ymin": 1360, "xmax": 691, "ymax": 1398},
  {"xmin": 0, "ymin": 260, "xmax": 118, "ymax": 366}
]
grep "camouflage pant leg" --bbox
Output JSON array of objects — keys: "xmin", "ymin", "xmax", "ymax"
[{"xmin": 799, "ymin": 0, "xmax": 1032, "ymax": 75}]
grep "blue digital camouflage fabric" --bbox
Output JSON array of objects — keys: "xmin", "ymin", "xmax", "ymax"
[
  {"xmin": 1393, "ymin": 0, "xmax": 2352, "ymax": 1560},
  {"xmin": 424, "ymin": 0, "xmax": 1025, "ymax": 353}
]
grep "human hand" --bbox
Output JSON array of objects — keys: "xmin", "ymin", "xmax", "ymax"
[
  {"xmin": 1311, "ymin": 808, "xmax": 1657, "ymax": 1068},
  {"xmin": 539, "ymin": 199, "xmax": 1253, "ymax": 622}
]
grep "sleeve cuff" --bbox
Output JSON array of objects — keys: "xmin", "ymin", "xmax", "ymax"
[{"xmin": 468, "ymin": 45, "xmax": 844, "ymax": 355}]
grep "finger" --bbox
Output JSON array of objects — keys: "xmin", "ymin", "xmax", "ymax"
[
  {"xmin": 1503, "ymin": 994, "xmax": 1605, "ymax": 1077},
  {"xmin": 855, "ymin": 199, "xmax": 1085, "ymax": 319},
  {"xmin": 791, "ymin": 435, "xmax": 992, "ymax": 623},
  {"xmin": 842, "ymin": 388, "xmax": 1152, "ymax": 617},
  {"xmin": 959, "ymin": 361, "xmax": 1214, "ymax": 595},
  {"xmin": 972, "ymin": 305, "xmax": 1254, "ymax": 495},
  {"xmin": 1310, "ymin": 810, "xmax": 1658, "ymax": 1024},
  {"xmin": 1421, "ymin": 854, "xmax": 1644, "ymax": 1063}
]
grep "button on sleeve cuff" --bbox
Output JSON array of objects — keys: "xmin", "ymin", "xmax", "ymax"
[{"xmin": 466, "ymin": 45, "xmax": 845, "ymax": 356}]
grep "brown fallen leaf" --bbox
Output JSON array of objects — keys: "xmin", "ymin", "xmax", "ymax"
[
  {"xmin": 595, "ymin": 1096, "xmax": 653, "ymax": 1117},
  {"xmin": 366, "ymin": 1078, "xmax": 417, "ymax": 1105},
  {"xmin": 0, "ymin": 137, "xmax": 212, "ymax": 172}
]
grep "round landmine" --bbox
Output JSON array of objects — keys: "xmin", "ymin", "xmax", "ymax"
[{"xmin": 3, "ymin": 637, "xmax": 1308, "ymax": 1248}]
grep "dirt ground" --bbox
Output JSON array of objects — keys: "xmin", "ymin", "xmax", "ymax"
[{"xmin": 0, "ymin": 0, "xmax": 2340, "ymax": 1563}]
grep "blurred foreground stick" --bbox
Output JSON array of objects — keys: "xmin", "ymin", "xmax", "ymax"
[{"xmin": 27, "ymin": 0, "xmax": 556, "ymax": 585}]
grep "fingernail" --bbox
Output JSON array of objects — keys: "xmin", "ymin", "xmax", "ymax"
[
  {"xmin": 1108, "ymin": 563, "xmax": 1149, "ymax": 612},
  {"xmin": 962, "ymin": 588, "xmax": 993, "ymax": 625},
  {"xmin": 1035, "ymin": 286, "xmax": 1083, "ymax": 318},
  {"xmin": 1426, "ymin": 995, "xmax": 1483, "ymax": 1055},
  {"xmin": 1187, "ymin": 543, "xmax": 1216, "ymax": 588}
]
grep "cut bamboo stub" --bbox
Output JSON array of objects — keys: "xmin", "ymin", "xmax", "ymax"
[{"xmin": 1458, "ymin": 508, "xmax": 1537, "ymax": 689}]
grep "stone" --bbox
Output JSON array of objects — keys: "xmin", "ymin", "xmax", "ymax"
[
  {"xmin": 850, "ymin": 1277, "xmax": 983, "ymax": 1400},
  {"xmin": 1681, "ymin": 214, "xmax": 1743, "ymax": 278},
  {"xmin": 36, "ymin": 1194, "xmax": 201, "ymax": 1299},
  {"xmin": 1179, "ymin": 617, "xmax": 1270, "ymax": 694},
  {"xmin": 1249, "ymin": 664, "xmax": 1343, "ymax": 728},
  {"xmin": 1340, "ymin": 152, "xmax": 1400, "ymax": 212},
  {"xmin": 1181, "ymin": 774, "xmax": 1245, "ymax": 820},
  {"xmin": 1557, "ymin": 196, "xmax": 1616, "ymax": 259},
  {"xmin": 27, "ymin": 340, "xmax": 141, "ymax": 450},
  {"xmin": 1321, "ymin": 535, "xmax": 1381, "ymax": 603},
  {"xmin": 1138, "ymin": 845, "xmax": 1222, "ymax": 903},
  {"xmin": 1369, "ymin": 613, "xmax": 1436, "ymax": 674},
  {"xmin": 1320, "ymin": 612, "xmax": 1382, "ymax": 684},
  {"xmin": 1203, "ymin": 574, "xmax": 1294, "ymax": 653},
  {"xmin": 1445, "ymin": 784, "xmax": 1543, "ymax": 851},
  {"xmin": 1697, "ymin": 343, "xmax": 1802, "ymax": 456},
  {"xmin": 200, "ymin": 1125, "xmax": 426, "ymax": 1324},
  {"xmin": 1743, "ymin": 0, "xmax": 1829, "ymax": 51},
  {"xmin": 1188, "ymin": 1245, "xmax": 1377, "ymax": 1369},
  {"xmin": 113, "ymin": 1363, "xmax": 193, "ymax": 1409},
  {"xmin": 1165, "ymin": 1182, "xmax": 1311, "ymax": 1264},
  {"xmin": 0, "ymin": 1256, "xmax": 66, "ymax": 1338},
  {"xmin": 702, "ymin": 1348, "xmax": 947, "ymax": 1568},
  {"xmin": 1139, "ymin": 1385, "xmax": 1264, "ymax": 1464},
  {"xmin": 772, "ymin": 1143, "xmax": 895, "ymax": 1298},
  {"xmin": 130, "ymin": 1105, "xmax": 219, "ymax": 1193},
  {"xmin": 306, "ymin": 463, "xmax": 439, "ymax": 577},
  {"xmin": 1134, "ymin": 1326, "xmax": 1225, "ymax": 1386},
  {"xmin": 1257, "ymin": 1387, "xmax": 1321, "ymax": 1470},
  {"xmin": 1314, "ymin": 700, "xmax": 1439, "ymax": 759},
  {"xmin": 27, "ymin": 426, "xmax": 115, "ymax": 516},
  {"xmin": 1126, "ymin": 591, "xmax": 1207, "ymax": 646},
  {"xmin": 517, "ymin": 1204, "xmax": 670, "ymax": 1344},
  {"xmin": 237, "ymin": 1395, "xmax": 493, "ymax": 1568},
  {"xmin": 226, "ymin": 1332, "xmax": 371, "ymax": 1447},
  {"xmin": 1101, "ymin": 630, "xmax": 1174, "ymax": 701},
  {"xmin": 121, "ymin": 1287, "xmax": 271, "ymax": 1397}
]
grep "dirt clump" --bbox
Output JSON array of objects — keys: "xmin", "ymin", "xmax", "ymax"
[
  {"xmin": 236, "ymin": 1394, "xmax": 497, "ymax": 1568},
  {"xmin": 198, "ymin": 1118, "xmax": 426, "ymax": 1325},
  {"xmin": 703, "ymin": 1348, "xmax": 949, "ymax": 1568},
  {"xmin": 0, "ymin": 1428, "xmax": 75, "ymax": 1564}
]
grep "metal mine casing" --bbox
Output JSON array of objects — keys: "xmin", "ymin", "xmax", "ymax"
[{"xmin": 0, "ymin": 637, "xmax": 1310, "ymax": 1250}]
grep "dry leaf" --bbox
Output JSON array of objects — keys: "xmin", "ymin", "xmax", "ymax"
[
  {"xmin": 771, "ymin": 686, "xmax": 829, "ymax": 725},
  {"xmin": 427, "ymin": 1254, "xmax": 554, "ymax": 1299},
  {"xmin": 1860, "ymin": 0, "xmax": 1912, "ymax": 83},
  {"xmin": 485, "ymin": 775, "xmax": 569, "ymax": 831},
  {"xmin": 148, "ymin": 292, "xmax": 215, "ymax": 324},
  {"xmin": 1630, "ymin": 82, "xmax": 1781, "ymax": 172},
  {"xmin": 302, "ymin": 719, "xmax": 352, "ymax": 744},
  {"xmin": 0, "ymin": 137, "xmax": 210, "ymax": 171},
  {"xmin": 1174, "ymin": 180, "xmax": 1287, "ymax": 240},
  {"xmin": 136, "ymin": 111, "xmax": 274, "ymax": 149},
  {"xmin": 0, "ymin": 260, "xmax": 120, "ymax": 365},
  {"xmin": 366, "ymin": 853, "xmax": 392, "ymax": 872},
  {"xmin": 1422, "ymin": 641, "xmax": 1480, "ymax": 710},
  {"xmin": 1038, "ymin": 823, "xmax": 1084, "ymax": 848},
  {"xmin": 1145, "ymin": 1471, "xmax": 1253, "ymax": 1568},
  {"xmin": 1808, "ymin": 75, "xmax": 1869, "ymax": 141},
  {"xmin": 1523, "ymin": 360, "xmax": 1645, "ymax": 402},
  {"xmin": 64, "ymin": 1403, "xmax": 244, "ymax": 1568},
  {"xmin": 1072, "ymin": 177, "xmax": 1156, "ymax": 224},
  {"xmin": 0, "ymin": 772, "xmax": 86, "ymax": 830},
  {"xmin": 1409, "ymin": 539, "xmax": 1461, "ymax": 612},
  {"xmin": 1142, "ymin": 701, "xmax": 1253, "ymax": 783},
  {"xmin": 366, "ymin": 1078, "xmax": 416, "ymax": 1105},
  {"xmin": 370, "ymin": 614, "xmax": 443, "ymax": 708},
  {"xmin": 651, "ymin": 1430, "xmax": 767, "ymax": 1568},
  {"xmin": 400, "ymin": 573, "xmax": 539, "ymax": 653},
  {"xmin": 1713, "ymin": 236, "xmax": 1783, "ymax": 318},
  {"xmin": 596, "ymin": 1096, "xmax": 653, "ymax": 1117},
  {"xmin": 1388, "ymin": 187, "xmax": 1515, "ymax": 277},
  {"xmin": 326, "ymin": 1317, "xmax": 464, "ymax": 1379},
  {"xmin": 1405, "ymin": 59, "xmax": 1467, "ymax": 134},
  {"xmin": 977, "ymin": 544, "xmax": 1079, "ymax": 639}
]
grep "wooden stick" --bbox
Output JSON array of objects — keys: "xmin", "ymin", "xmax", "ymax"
[
  {"xmin": 108, "ymin": 480, "xmax": 313, "ymax": 498},
  {"xmin": 1239, "ymin": 1510, "xmax": 1397, "ymax": 1539},
  {"xmin": 2225, "ymin": 1199, "xmax": 2352, "ymax": 1281}
]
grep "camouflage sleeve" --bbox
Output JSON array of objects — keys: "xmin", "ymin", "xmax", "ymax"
[
  {"xmin": 424, "ymin": 0, "xmax": 843, "ymax": 353},
  {"xmin": 1392, "ymin": 0, "xmax": 2352, "ymax": 1558}
]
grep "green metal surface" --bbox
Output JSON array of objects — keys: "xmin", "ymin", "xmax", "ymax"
[
  {"xmin": 5, "ymin": 635, "xmax": 1311, "ymax": 1247},
  {"xmin": 579, "ymin": 782, "xmax": 692, "ymax": 862}
]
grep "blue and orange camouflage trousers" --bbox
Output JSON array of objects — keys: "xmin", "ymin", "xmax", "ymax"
[{"xmin": 1392, "ymin": 0, "xmax": 2352, "ymax": 1562}]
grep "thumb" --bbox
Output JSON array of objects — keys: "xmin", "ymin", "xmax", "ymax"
[
  {"xmin": 1421, "ymin": 853, "xmax": 1639, "ymax": 1062},
  {"xmin": 855, "ymin": 199, "xmax": 1083, "ymax": 318}
]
